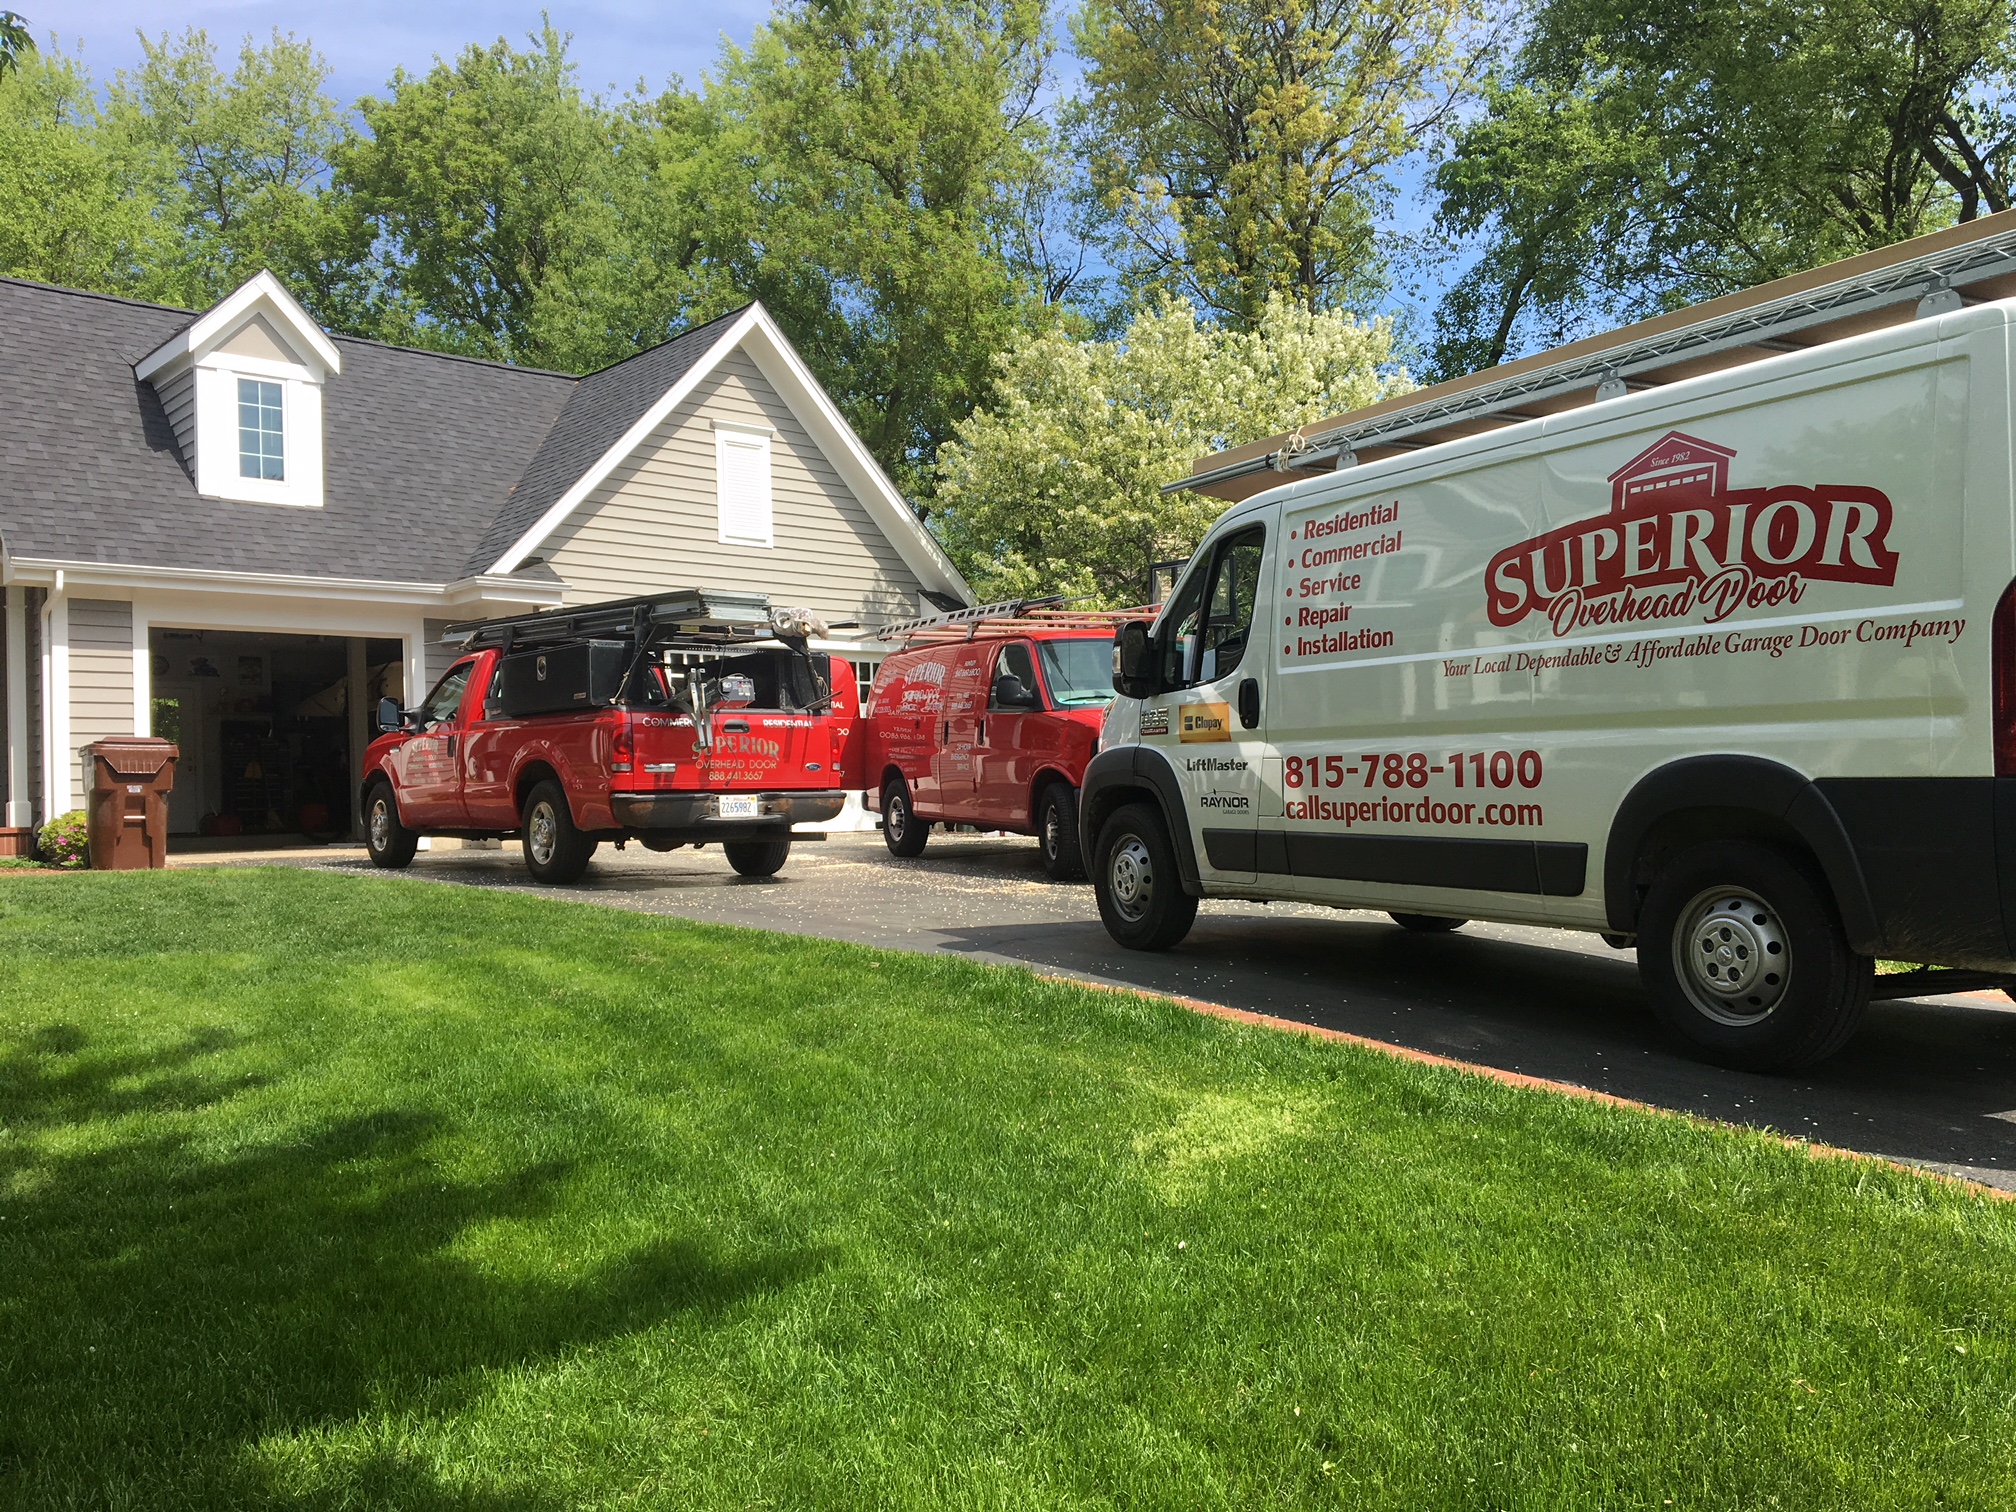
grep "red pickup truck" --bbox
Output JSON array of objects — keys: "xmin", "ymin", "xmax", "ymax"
[
  {"xmin": 360, "ymin": 590, "xmax": 859, "ymax": 884},
  {"xmin": 864, "ymin": 605, "xmax": 1143, "ymax": 879}
]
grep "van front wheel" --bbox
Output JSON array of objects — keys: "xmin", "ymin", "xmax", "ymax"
[
  {"xmin": 1037, "ymin": 782, "xmax": 1084, "ymax": 881},
  {"xmin": 1093, "ymin": 803, "xmax": 1198, "ymax": 951},
  {"xmin": 1638, "ymin": 841, "xmax": 1870, "ymax": 1071}
]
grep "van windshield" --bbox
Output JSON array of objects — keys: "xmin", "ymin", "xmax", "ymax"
[{"xmin": 1038, "ymin": 637, "xmax": 1117, "ymax": 708}]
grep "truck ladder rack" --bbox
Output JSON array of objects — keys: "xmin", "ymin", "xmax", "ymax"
[
  {"xmin": 880, "ymin": 597, "xmax": 1156, "ymax": 645},
  {"xmin": 1175, "ymin": 206, "xmax": 2016, "ymax": 501},
  {"xmin": 442, "ymin": 588, "xmax": 774, "ymax": 652}
]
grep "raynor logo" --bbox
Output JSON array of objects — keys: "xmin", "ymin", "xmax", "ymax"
[{"xmin": 1486, "ymin": 432, "xmax": 1901, "ymax": 637}]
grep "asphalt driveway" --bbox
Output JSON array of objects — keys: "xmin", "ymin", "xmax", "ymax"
[{"xmin": 266, "ymin": 831, "xmax": 2016, "ymax": 1190}]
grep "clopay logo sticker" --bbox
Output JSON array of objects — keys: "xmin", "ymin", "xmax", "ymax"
[{"xmin": 1486, "ymin": 431, "xmax": 1901, "ymax": 637}]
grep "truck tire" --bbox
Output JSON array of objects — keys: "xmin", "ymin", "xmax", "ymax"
[
  {"xmin": 363, "ymin": 782, "xmax": 417, "ymax": 870},
  {"xmin": 1391, "ymin": 912, "xmax": 1465, "ymax": 933},
  {"xmin": 882, "ymin": 777, "xmax": 930, "ymax": 858},
  {"xmin": 521, "ymin": 779, "xmax": 597, "ymax": 885},
  {"xmin": 1037, "ymin": 782, "xmax": 1084, "ymax": 881},
  {"xmin": 725, "ymin": 839, "xmax": 792, "ymax": 877},
  {"xmin": 1092, "ymin": 802, "xmax": 1198, "ymax": 951},
  {"xmin": 1637, "ymin": 840, "xmax": 1871, "ymax": 1071}
]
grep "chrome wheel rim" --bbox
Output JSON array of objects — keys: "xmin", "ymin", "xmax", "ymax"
[
  {"xmin": 1042, "ymin": 800, "xmax": 1060, "ymax": 860},
  {"xmin": 1676, "ymin": 886, "xmax": 1791, "ymax": 1025},
  {"xmin": 887, "ymin": 794, "xmax": 908, "ymax": 841},
  {"xmin": 1107, "ymin": 835, "xmax": 1154, "ymax": 923},
  {"xmin": 527, "ymin": 801, "xmax": 558, "ymax": 866},
  {"xmin": 369, "ymin": 798, "xmax": 391, "ymax": 852}
]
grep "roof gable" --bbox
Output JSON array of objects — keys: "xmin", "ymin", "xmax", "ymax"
[
  {"xmin": 135, "ymin": 269, "xmax": 341, "ymax": 381},
  {"xmin": 472, "ymin": 302, "xmax": 971, "ymax": 605}
]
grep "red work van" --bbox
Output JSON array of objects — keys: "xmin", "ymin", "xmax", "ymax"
[{"xmin": 864, "ymin": 605, "xmax": 1146, "ymax": 878}]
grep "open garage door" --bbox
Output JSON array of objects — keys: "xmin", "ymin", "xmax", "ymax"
[{"xmin": 149, "ymin": 629, "xmax": 403, "ymax": 841}]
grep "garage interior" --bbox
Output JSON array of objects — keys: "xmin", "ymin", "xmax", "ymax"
[{"xmin": 149, "ymin": 628, "xmax": 403, "ymax": 841}]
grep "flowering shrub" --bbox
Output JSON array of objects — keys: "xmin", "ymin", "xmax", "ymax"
[{"xmin": 37, "ymin": 810, "xmax": 88, "ymax": 868}]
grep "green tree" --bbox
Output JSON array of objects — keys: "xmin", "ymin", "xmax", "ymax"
[
  {"xmin": 693, "ymin": 0, "xmax": 1070, "ymax": 499},
  {"xmin": 933, "ymin": 295, "xmax": 1406, "ymax": 603},
  {"xmin": 1075, "ymin": 0, "xmax": 1484, "ymax": 327},
  {"xmin": 0, "ymin": 11, "xmax": 33, "ymax": 81},
  {"xmin": 1430, "ymin": 0, "xmax": 2016, "ymax": 377},
  {"xmin": 0, "ymin": 44, "xmax": 178, "ymax": 298},
  {"xmin": 103, "ymin": 28, "xmax": 361, "ymax": 314},
  {"xmin": 334, "ymin": 22, "xmax": 691, "ymax": 367}
]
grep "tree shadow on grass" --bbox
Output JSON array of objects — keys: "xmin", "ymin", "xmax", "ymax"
[{"xmin": 0, "ymin": 1028, "xmax": 824, "ymax": 1508}]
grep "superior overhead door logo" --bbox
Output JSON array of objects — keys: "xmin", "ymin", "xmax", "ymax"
[{"xmin": 1486, "ymin": 431, "xmax": 1901, "ymax": 637}]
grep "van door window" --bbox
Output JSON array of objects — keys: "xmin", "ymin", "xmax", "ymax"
[
  {"xmin": 1161, "ymin": 526, "xmax": 1266, "ymax": 688},
  {"xmin": 990, "ymin": 643, "xmax": 1041, "ymax": 709}
]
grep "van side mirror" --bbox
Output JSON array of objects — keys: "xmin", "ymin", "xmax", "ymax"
[
  {"xmin": 1113, "ymin": 622, "xmax": 1157, "ymax": 699},
  {"xmin": 375, "ymin": 695, "xmax": 404, "ymax": 733}
]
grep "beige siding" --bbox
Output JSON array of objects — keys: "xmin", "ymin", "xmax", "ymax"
[
  {"xmin": 544, "ymin": 349, "xmax": 926, "ymax": 626},
  {"xmin": 69, "ymin": 599, "xmax": 135, "ymax": 774},
  {"xmin": 423, "ymin": 619, "xmax": 458, "ymax": 692},
  {"xmin": 156, "ymin": 367, "xmax": 196, "ymax": 470}
]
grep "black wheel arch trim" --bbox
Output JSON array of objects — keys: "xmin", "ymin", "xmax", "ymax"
[
  {"xmin": 1080, "ymin": 746, "xmax": 1202, "ymax": 895},
  {"xmin": 1604, "ymin": 755, "xmax": 1878, "ymax": 951}
]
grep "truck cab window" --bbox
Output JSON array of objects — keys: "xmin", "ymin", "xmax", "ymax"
[
  {"xmin": 1159, "ymin": 526, "xmax": 1266, "ymax": 688},
  {"xmin": 420, "ymin": 663, "xmax": 472, "ymax": 727},
  {"xmin": 991, "ymin": 643, "xmax": 1041, "ymax": 709}
]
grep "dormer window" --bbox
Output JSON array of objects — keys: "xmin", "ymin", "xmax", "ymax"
[
  {"xmin": 135, "ymin": 270, "xmax": 341, "ymax": 509},
  {"xmin": 237, "ymin": 379, "xmax": 285, "ymax": 481}
]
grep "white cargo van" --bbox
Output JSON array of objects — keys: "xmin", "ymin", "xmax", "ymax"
[{"xmin": 1085, "ymin": 234, "xmax": 2016, "ymax": 1071}]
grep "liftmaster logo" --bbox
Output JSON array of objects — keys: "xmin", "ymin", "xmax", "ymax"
[{"xmin": 1486, "ymin": 431, "xmax": 1901, "ymax": 638}]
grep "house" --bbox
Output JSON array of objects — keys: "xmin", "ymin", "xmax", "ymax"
[{"xmin": 0, "ymin": 271, "xmax": 969, "ymax": 846}]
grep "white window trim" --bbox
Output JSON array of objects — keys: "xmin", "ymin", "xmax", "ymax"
[
  {"xmin": 192, "ymin": 357, "xmax": 326, "ymax": 508},
  {"xmin": 714, "ymin": 425, "xmax": 775, "ymax": 548}
]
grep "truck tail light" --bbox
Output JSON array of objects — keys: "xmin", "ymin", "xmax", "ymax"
[
  {"xmin": 611, "ymin": 717, "xmax": 635, "ymax": 774},
  {"xmin": 1995, "ymin": 579, "xmax": 2016, "ymax": 776}
]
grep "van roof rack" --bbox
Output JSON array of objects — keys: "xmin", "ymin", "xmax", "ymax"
[
  {"xmin": 442, "ymin": 588, "xmax": 776, "ymax": 653},
  {"xmin": 879, "ymin": 597, "xmax": 1156, "ymax": 645},
  {"xmin": 1175, "ymin": 205, "xmax": 2016, "ymax": 502}
]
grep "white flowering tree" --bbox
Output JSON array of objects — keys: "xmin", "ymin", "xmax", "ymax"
[{"xmin": 932, "ymin": 294, "xmax": 1409, "ymax": 606}]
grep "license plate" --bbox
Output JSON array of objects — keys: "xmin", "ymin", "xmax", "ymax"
[{"xmin": 717, "ymin": 795, "xmax": 760, "ymax": 819}]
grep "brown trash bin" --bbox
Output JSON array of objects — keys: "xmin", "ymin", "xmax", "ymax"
[{"xmin": 85, "ymin": 738, "xmax": 179, "ymax": 870}]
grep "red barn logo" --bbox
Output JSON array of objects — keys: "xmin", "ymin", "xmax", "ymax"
[{"xmin": 1487, "ymin": 432, "xmax": 1901, "ymax": 638}]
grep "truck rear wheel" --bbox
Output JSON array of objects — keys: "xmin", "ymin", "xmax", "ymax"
[
  {"xmin": 882, "ymin": 778, "xmax": 930, "ymax": 858},
  {"xmin": 363, "ymin": 782, "xmax": 417, "ymax": 870},
  {"xmin": 1637, "ymin": 840, "xmax": 1871, "ymax": 1071},
  {"xmin": 724, "ymin": 839, "xmax": 792, "ymax": 877},
  {"xmin": 1092, "ymin": 802, "xmax": 1198, "ymax": 951},
  {"xmin": 1037, "ymin": 782, "xmax": 1084, "ymax": 881},
  {"xmin": 521, "ymin": 779, "xmax": 597, "ymax": 885}
]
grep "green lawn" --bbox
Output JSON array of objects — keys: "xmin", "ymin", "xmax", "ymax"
[{"xmin": 1, "ymin": 871, "xmax": 2010, "ymax": 1510}]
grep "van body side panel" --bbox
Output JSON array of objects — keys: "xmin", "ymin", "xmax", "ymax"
[
  {"xmin": 1257, "ymin": 453, "xmax": 1558, "ymax": 923},
  {"xmin": 1143, "ymin": 307, "xmax": 2014, "ymax": 969}
]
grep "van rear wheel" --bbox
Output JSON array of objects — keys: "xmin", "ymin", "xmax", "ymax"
[
  {"xmin": 521, "ymin": 779, "xmax": 597, "ymax": 885},
  {"xmin": 1638, "ymin": 840, "xmax": 1870, "ymax": 1071},
  {"xmin": 1092, "ymin": 802, "xmax": 1198, "ymax": 951},
  {"xmin": 1037, "ymin": 782, "xmax": 1084, "ymax": 881},
  {"xmin": 882, "ymin": 778, "xmax": 930, "ymax": 858},
  {"xmin": 724, "ymin": 838, "xmax": 792, "ymax": 877}
]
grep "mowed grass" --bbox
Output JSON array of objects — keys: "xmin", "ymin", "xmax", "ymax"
[{"xmin": 0, "ymin": 872, "xmax": 2011, "ymax": 1510}]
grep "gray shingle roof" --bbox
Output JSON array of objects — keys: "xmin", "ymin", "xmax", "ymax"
[
  {"xmin": 0, "ymin": 278, "xmax": 579, "ymax": 584},
  {"xmin": 459, "ymin": 305, "xmax": 750, "ymax": 575}
]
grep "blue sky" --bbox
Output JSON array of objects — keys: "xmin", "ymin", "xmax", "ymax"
[{"xmin": 39, "ymin": 3, "xmax": 770, "ymax": 102}]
